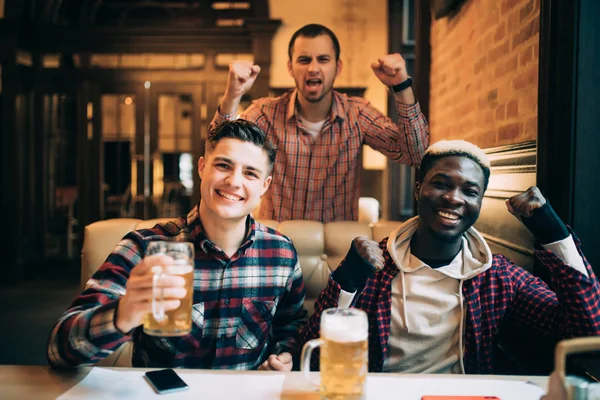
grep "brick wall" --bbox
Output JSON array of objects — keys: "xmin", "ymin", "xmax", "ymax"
[{"xmin": 429, "ymin": 0, "xmax": 540, "ymax": 148}]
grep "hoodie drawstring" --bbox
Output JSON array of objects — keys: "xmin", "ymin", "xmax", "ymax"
[
  {"xmin": 458, "ymin": 279, "xmax": 466, "ymax": 374},
  {"xmin": 401, "ymin": 270, "xmax": 409, "ymax": 333}
]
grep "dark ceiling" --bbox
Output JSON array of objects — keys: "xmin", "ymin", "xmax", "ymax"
[{"xmin": 15, "ymin": 0, "xmax": 269, "ymax": 27}]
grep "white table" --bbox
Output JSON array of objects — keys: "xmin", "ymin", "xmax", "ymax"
[{"xmin": 0, "ymin": 365, "xmax": 549, "ymax": 400}]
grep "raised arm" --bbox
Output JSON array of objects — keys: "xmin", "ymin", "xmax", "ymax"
[
  {"xmin": 299, "ymin": 237, "xmax": 385, "ymax": 369},
  {"xmin": 360, "ymin": 53, "xmax": 430, "ymax": 166},
  {"xmin": 209, "ymin": 60, "xmax": 261, "ymax": 131},
  {"xmin": 504, "ymin": 187, "xmax": 600, "ymax": 339},
  {"xmin": 46, "ymin": 234, "xmax": 185, "ymax": 367}
]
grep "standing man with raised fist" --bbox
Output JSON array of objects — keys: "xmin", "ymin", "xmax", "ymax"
[{"xmin": 210, "ymin": 23, "xmax": 430, "ymax": 223}]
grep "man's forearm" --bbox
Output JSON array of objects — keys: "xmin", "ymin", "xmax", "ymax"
[
  {"xmin": 219, "ymin": 93, "xmax": 242, "ymax": 117},
  {"xmin": 208, "ymin": 106, "xmax": 236, "ymax": 135},
  {"xmin": 392, "ymin": 87, "xmax": 416, "ymax": 105},
  {"xmin": 271, "ymin": 303, "xmax": 308, "ymax": 355},
  {"xmin": 521, "ymin": 202, "xmax": 569, "ymax": 245},
  {"xmin": 360, "ymin": 98, "xmax": 429, "ymax": 167},
  {"xmin": 332, "ymin": 242, "xmax": 376, "ymax": 292},
  {"xmin": 209, "ymin": 96, "xmax": 263, "ymax": 135},
  {"xmin": 271, "ymin": 261, "xmax": 308, "ymax": 355},
  {"xmin": 520, "ymin": 202, "xmax": 588, "ymax": 274},
  {"xmin": 47, "ymin": 301, "xmax": 131, "ymax": 367},
  {"xmin": 299, "ymin": 276, "xmax": 343, "ymax": 346}
]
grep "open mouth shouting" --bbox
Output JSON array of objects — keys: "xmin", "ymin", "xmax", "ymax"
[
  {"xmin": 305, "ymin": 78, "xmax": 322, "ymax": 92},
  {"xmin": 436, "ymin": 209, "xmax": 462, "ymax": 227},
  {"xmin": 216, "ymin": 189, "xmax": 244, "ymax": 202}
]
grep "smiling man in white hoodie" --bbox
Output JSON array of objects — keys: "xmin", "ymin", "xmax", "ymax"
[{"xmin": 300, "ymin": 140, "xmax": 600, "ymax": 374}]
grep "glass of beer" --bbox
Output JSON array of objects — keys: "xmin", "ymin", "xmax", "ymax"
[
  {"xmin": 143, "ymin": 241, "xmax": 194, "ymax": 337},
  {"xmin": 301, "ymin": 308, "xmax": 369, "ymax": 400}
]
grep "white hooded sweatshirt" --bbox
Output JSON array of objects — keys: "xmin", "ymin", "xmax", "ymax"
[{"xmin": 381, "ymin": 216, "xmax": 493, "ymax": 374}]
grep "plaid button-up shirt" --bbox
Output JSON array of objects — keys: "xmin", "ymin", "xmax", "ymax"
[
  {"xmin": 47, "ymin": 207, "xmax": 307, "ymax": 369},
  {"xmin": 300, "ymin": 233, "xmax": 600, "ymax": 373},
  {"xmin": 211, "ymin": 90, "xmax": 429, "ymax": 222}
]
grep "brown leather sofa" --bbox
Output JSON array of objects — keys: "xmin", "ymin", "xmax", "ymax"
[{"xmin": 80, "ymin": 217, "xmax": 401, "ymax": 367}]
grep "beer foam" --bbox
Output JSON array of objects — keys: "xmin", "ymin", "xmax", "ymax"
[{"xmin": 321, "ymin": 312, "xmax": 368, "ymax": 343}]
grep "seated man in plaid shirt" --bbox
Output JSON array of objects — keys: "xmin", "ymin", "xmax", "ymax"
[
  {"xmin": 211, "ymin": 23, "xmax": 429, "ymax": 223},
  {"xmin": 47, "ymin": 120, "xmax": 308, "ymax": 371},
  {"xmin": 301, "ymin": 140, "xmax": 600, "ymax": 374}
]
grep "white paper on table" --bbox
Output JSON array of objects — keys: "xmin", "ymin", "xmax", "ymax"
[
  {"xmin": 58, "ymin": 368, "xmax": 286, "ymax": 400},
  {"xmin": 366, "ymin": 376, "xmax": 545, "ymax": 400}
]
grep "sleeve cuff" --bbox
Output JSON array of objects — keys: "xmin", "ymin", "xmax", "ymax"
[
  {"xmin": 89, "ymin": 301, "xmax": 133, "ymax": 340},
  {"xmin": 331, "ymin": 242, "xmax": 376, "ymax": 292},
  {"xmin": 338, "ymin": 289, "xmax": 357, "ymax": 308},
  {"xmin": 541, "ymin": 235, "xmax": 589, "ymax": 277},
  {"xmin": 217, "ymin": 105, "xmax": 238, "ymax": 120},
  {"xmin": 272, "ymin": 341, "xmax": 296, "ymax": 357},
  {"xmin": 521, "ymin": 202, "xmax": 569, "ymax": 244}
]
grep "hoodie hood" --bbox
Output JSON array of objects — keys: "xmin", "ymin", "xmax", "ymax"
[{"xmin": 387, "ymin": 216, "xmax": 493, "ymax": 279}]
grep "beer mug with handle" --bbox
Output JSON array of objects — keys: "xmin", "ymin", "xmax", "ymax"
[
  {"xmin": 144, "ymin": 241, "xmax": 195, "ymax": 337},
  {"xmin": 545, "ymin": 336, "xmax": 600, "ymax": 400},
  {"xmin": 301, "ymin": 308, "xmax": 369, "ymax": 400}
]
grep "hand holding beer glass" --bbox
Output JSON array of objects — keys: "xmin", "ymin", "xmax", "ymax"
[
  {"xmin": 301, "ymin": 308, "xmax": 369, "ymax": 400},
  {"xmin": 143, "ymin": 241, "xmax": 195, "ymax": 336},
  {"xmin": 115, "ymin": 241, "xmax": 195, "ymax": 336}
]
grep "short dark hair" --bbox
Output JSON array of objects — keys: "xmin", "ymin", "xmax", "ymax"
[
  {"xmin": 288, "ymin": 24, "xmax": 341, "ymax": 61},
  {"xmin": 205, "ymin": 120, "xmax": 277, "ymax": 171},
  {"xmin": 418, "ymin": 152, "xmax": 491, "ymax": 192}
]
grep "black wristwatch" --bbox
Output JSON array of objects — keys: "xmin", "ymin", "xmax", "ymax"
[{"xmin": 391, "ymin": 77, "xmax": 413, "ymax": 93}]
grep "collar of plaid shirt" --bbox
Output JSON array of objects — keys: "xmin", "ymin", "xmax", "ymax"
[
  {"xmin": 285, "ymin": 89, "xmax": 347, "ymax": 124},
  {"xmin": 185, "ymin": 205, "xmax": 256, "ymax": 259}
]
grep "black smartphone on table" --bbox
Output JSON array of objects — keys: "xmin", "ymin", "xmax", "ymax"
[{"xmin": 144, "ymin": 368, "xmax": 189, "ymax": 395}]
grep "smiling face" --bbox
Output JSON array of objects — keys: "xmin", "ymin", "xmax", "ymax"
[
  {"xmin": 416, "ymin": 155, "xmax": 486, "ymax": 242},
  {"xmin": 287, "ymin": 34, "xmax": 342, "ymax": 105},
  {"xmin": 198, "ymin": 138, "xmax": 272, "ymax": 223}
]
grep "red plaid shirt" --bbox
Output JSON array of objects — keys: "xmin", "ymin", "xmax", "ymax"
[
  {"xmin": 47, "ymin": 207, "xmax": 307, "ymax": 369},
  {"xmin": 300, "ymin": 233, "xmax": 600, "ymax": 373},
  {"xmin": 211, "ymin": 90, "xmax": 429, "ymax": 222}
]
